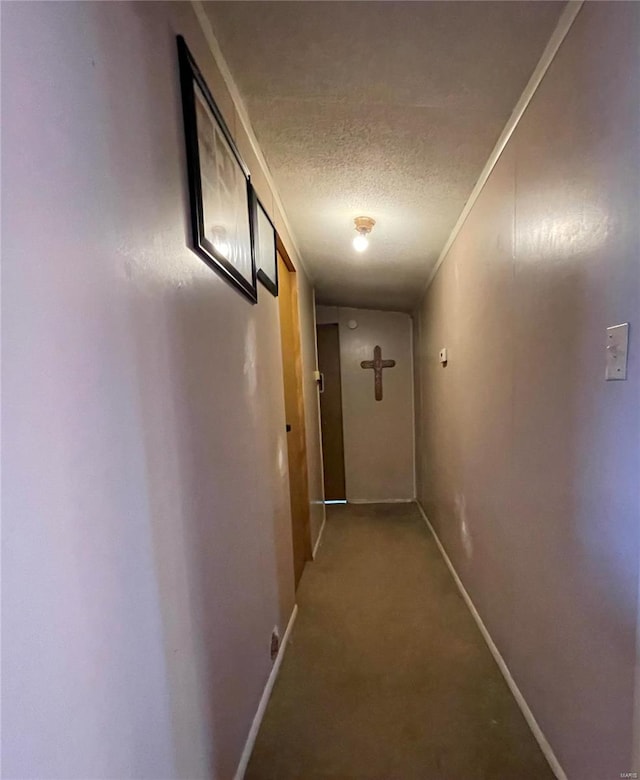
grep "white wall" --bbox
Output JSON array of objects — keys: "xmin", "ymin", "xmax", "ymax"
[
  {"xmin": 317, "ymin": 306, "xmax": 414, "ymax": 502},
  {"xmin": 413, "ymin": 4, "xmax": 640, "ymax": 777},
  {"xmin": 1, "ymin": 2, "xmax": 321, "ymax": 777}
]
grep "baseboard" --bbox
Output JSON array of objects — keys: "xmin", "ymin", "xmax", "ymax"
[
  {"xmin": 415, "ymin": 501, "xmax": 567, "ymax": 780},
  {"xmin": 233, "ymin": 604, "xmax": 299, "ymax": 780},
  {"xmin": 348, "ymin": 498, "xmax": 414, "ymax": 504},
  {"xmin": 312, "ymin": 515, "xmax": 326, "ymax": 559}
]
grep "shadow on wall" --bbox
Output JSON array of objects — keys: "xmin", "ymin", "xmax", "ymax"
[{"xmin": 95, "ymin": 6, "xmax": 294, "ymax": 778}]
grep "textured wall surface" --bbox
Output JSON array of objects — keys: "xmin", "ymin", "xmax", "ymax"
[
  {"xmin": 1, "ymin": 2, "xmax": 321, "ymax": 777},
  {"xmin": 317, "ymin": 306, "xmax": 414, "ymax": 502},
  {"xmin": 204, "ymin": 1, "xmax": 563, "ymax": 311},
  {"xmin": 414, "ymin": 4, "xmax": 640, "ymax": 778}
]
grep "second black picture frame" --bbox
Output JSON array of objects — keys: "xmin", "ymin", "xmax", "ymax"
[
  {"xmin": 177, "ymin": 35, "xmax": 257, "ymax": 303},
  {"xmin": 251, "ymin": 186, "xmax": 278, "ymax": 297}
]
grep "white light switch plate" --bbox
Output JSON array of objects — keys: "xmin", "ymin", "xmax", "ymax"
[
  {"xmin": 605, "ymin": 323, "xmax": 629, "ymax": 380},
  {"xmin": 439, "ymin": 348, "xmax": 448, "ymax": 365}
]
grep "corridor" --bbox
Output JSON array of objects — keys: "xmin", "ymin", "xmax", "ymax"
[
  {"xmin": 3, "ymin": 2, "xmax": 639, "ymax": 778},
  {"xmin": 247, "ymin": 503, "xmax": 553, "ymax": 780}
]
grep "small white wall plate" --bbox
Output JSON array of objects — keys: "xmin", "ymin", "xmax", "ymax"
[{"xmin": 606, "ymin": 323, "xmax": 629, "ymax": 380}]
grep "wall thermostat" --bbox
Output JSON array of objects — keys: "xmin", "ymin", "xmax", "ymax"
[
  {"xmin": 347, "ymin": 319, "xmax": 358, "ymax": 330},
  {"xmin": 439, "ymin": 348, "xmax": 448, "ymax": 365}
]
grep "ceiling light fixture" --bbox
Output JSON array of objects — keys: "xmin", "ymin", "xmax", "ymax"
[{"xmin": 353, "ymin": 216, "xmax": 375, "ymax": 252}]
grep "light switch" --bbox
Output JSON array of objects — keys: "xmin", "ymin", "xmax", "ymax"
[
  {"xmin": 439, "ymin": 348, "xmax": 448, "ymax": 365},
  {"xmin": 605, "ymin": 323, "xmax": 629, "ymax": 380}
]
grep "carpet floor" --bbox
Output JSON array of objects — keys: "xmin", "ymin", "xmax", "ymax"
[{"xmin": 246, "ymin": 502, "xmax": 554, "ymax": 780}]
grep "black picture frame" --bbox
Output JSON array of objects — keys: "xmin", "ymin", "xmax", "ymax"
[
  {"xmin": 177, "ymin": 36, "xmax": 257, "ymax": 304},
  {"xmin": 251, "ymin": 186, "xmax": 278, "ymax": 297}
]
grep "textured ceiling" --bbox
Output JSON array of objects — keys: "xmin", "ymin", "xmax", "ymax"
[{"xmin": 204, "ymin": 1, "xmax": 564, "ymax": 311}]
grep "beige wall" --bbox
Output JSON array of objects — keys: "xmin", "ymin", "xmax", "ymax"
[
  {"xmin": 1, "ymin": 2, "xmax": 321, "ymax": 778},
  {"xmin": 414, "ymin": 4, "xmax": 640, "ymax": 778},
  {"xmin": 317, "ymin": 306, "xmax": 415, "ymax": 502}
]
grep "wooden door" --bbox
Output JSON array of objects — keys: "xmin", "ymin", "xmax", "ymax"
[
  {"xmin": 317, "ymin": 324, "xmax": 346, "ymax": 500},
  {"xmin": 278, "ymin": 252, "xmax": 312, "ymax": 588}
]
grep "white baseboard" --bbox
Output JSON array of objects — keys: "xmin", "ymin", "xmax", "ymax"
[
  {"xmin": 348, "ymin": 498, "xmax": 414, "ymax": 504},
  {"xmin": 312, "ymin": 515, "xmax": 326, "ymax": 559},
  {"xmin": 234, "ymin": 604, "xmax": 299, "ymax": 780},
  {"xmin": 415, "ymin": 501, "xmax": 567, "ymax": 780}
]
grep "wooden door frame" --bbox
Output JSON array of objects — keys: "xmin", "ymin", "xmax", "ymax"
[
  {"xmin": 277, "ymin": 237, "xmax": 313, "ymax": 580},
  {"xmin": 276, "ymin": 234, "xmax": 296, "ymax": 272}
]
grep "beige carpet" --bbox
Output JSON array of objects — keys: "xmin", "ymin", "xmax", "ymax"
[{"xmin": 246, "ymin": 502, "xmax": 554, "ymax": 780}]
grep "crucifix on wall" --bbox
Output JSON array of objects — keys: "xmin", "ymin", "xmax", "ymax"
[{"xmin": 361, "ymin": 345, "xmax": 396, "ymax": 401}]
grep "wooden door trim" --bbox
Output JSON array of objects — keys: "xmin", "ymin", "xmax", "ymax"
[
  {"xmin": 278, "ymin": 252, "xmax": 312, "ymax": 587},
  {"xmin": 276, "ymin": 233, "xmax": 296, "ymax": 272},
  {"xmin": 288, "ymin": 262, "xmax": 312, "ymax": 562}
]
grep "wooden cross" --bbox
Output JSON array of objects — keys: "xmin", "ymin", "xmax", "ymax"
[{"xmin": 360, "ymin": 345, "xmax": 396, "ymax": 401}]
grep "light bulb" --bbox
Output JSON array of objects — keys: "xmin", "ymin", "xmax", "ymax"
[{"xmin": 353, "ymin": 233, "xmax": 369, "ymax": 252}]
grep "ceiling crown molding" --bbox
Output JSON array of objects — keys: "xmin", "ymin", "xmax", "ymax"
[
  {"xmin": 190, "ymin": 0, "xmax": 310, "ymax": 279},
  {"xmin": 420, "ymin": 0, "xmax": 584, "ymax": 302}
]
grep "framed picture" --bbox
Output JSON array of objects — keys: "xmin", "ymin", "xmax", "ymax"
[
  {"xmin": 251, "ymin": 186, "xmax": 278, "ymax": 296},
  {"xmin": 177, "ymin": 36, "xmax": 257, "ymax": 303}
]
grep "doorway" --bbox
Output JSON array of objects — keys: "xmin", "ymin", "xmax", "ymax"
[
  {"xmin": 277, "ymin": 249, "xmax": 312, "ymax": 588},
  {"xmin": 317, "ymin": 323, "xmax": 346, "ymax": 500}
]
